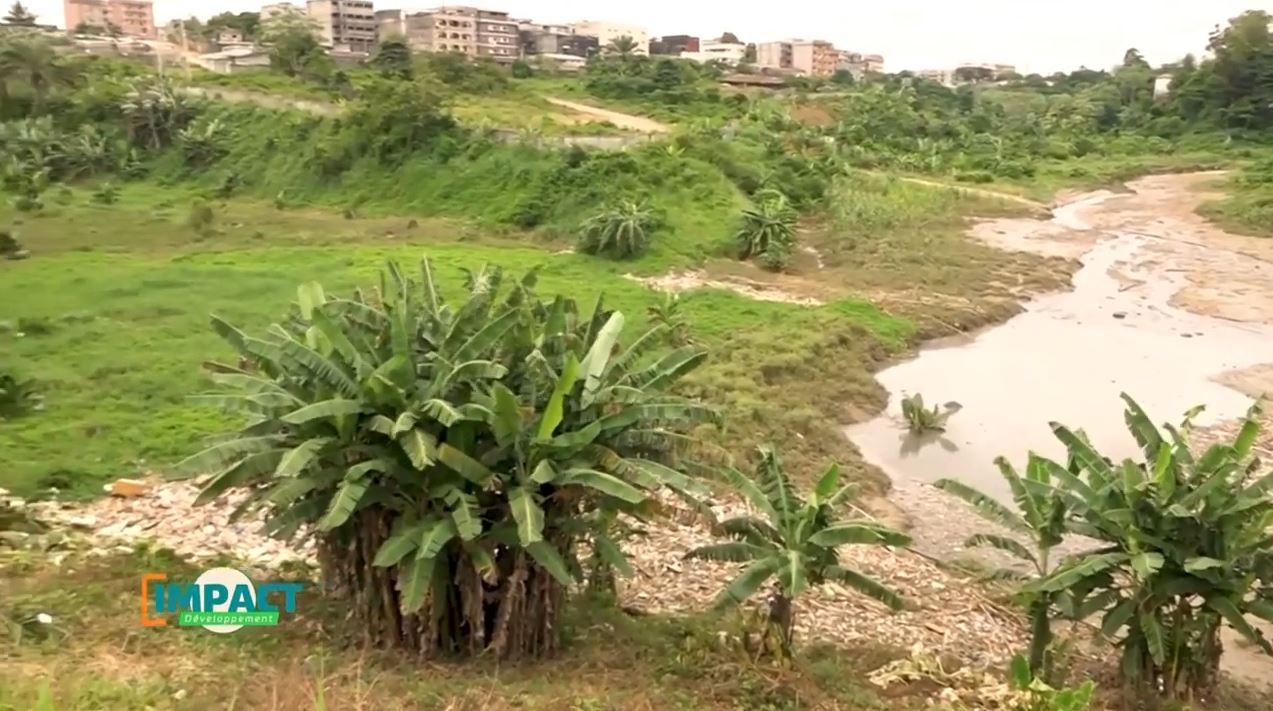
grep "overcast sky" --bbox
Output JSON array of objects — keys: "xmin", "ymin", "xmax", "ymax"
[{"xmin": 19, "ymin": 0, "xmax": 1273, "ymax": 73}]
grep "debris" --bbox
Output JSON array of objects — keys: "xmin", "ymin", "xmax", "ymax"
[{"xmin": 104, "ymin": 478, "xmax": 150, "ymax": 497}]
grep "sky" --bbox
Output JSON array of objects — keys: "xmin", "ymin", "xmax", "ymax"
[{"xmin": 18, "ymin": 0, "xmax": 1273, "ymax": 73}]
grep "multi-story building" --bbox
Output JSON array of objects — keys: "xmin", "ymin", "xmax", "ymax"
[
  {"xmin": 518, "ymin": 21, "xmax": 596, "ymax": 58},
  {"xmin": 306, "ymin": 0, "xmax": 376, "ymax": 53},
  {"xmin": 791, "ymin": 39, "xmax": 837, "ymax": 76},
  {"xmin": 837, "ymin": 50, "xmax": 885, "ymax": 77},
  {"xmin": 649, "ymin": 34, "xmax": 697, "ymax": 56},
  {"xmin": 680, "ymin": 40, "xmax": 745, "ymax": 66},
  {"xmin": 378, "ymin": 6, "xmax": 519, "ymax": 62},
  {"xmin": 63, "ymin": 0, "xmax": 155, "ymax": 37},
  {"xmin": 571, "ymin": 20, "xmax": 647, "ymax": 55},
  {"xmin": 755, "ymin": 40, "xmax": 793, "ymax": 70}
]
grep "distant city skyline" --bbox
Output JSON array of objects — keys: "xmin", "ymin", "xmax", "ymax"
[{"xmin": 18, "ymin": 0, "xmax": 1269, "ymax": 73}]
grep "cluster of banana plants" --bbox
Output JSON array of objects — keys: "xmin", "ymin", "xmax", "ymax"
[
  {"xmin": 941, "ymin": 394, "xmax": 1273, "ymax": 701},
  {"xmin": 183, "ymin": 258, "xmax": 717, "ymax": 659}
]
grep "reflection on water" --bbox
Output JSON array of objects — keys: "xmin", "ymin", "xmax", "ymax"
[
  {"xmin": 845, "ymin": 191, "xmax": 1273, "ymax": 503},
  {"xmin": 897, "ymin": 430, "xmax": 960, "ymax": 458}
]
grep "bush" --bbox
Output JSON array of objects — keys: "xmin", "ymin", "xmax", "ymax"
[
  {"xmin": 184, "ymin": 259, "xmax": 715, "ymax": 659},
  {"xmin": 91, "ymin": 181, "xmax": 120, "ymax": 205},
  {"xmin": 577, "ymin": 200, "xmax": 661, "ymax": 259},
  {"xmin": 0, "ymin": 371, "xmax": 43, "ymax": 419},
  {"xmin": 0, "ymin": 229, "xmax": 29, "ymax": 260},
  {"xmin": 187, "ymin": 200, "xmax": 215, "ymax": 236},
  {"xmin": 735, "ymin": 190, "xmax": 797, "ymax": 270}
]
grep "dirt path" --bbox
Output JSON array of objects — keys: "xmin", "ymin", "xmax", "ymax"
[
  {"xmin": 894, "ymin": 175, "xmax": 1053, "ymax": 213},
  {"xmin": 545, "ymin": 97, "xmax": 670, "ymax": 134},
  {"xmin": 853, "ymin": 171, "xmax": 1273, "ymax": 690}
]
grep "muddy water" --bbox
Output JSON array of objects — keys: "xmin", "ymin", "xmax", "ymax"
[{"xmin": 845, "ymin": 175, "xmax": 1273, "ymax": 501}]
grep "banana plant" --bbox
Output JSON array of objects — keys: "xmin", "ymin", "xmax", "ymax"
[
  {"xmin": 181, "ymin": 257, "xmax": 718, "ymax": 659},
  {"xmin": 900, "ymin": 393, "xmax": 961, "ymax": 433},
  {"xmin": 687, "ymin": 446, "xmax": 910, "ymax": 653},
  {"xmin": 935, "ymin": 453, "xmax": 1069, "ymax": 675},
  {"xmin": 1021, "ymin": 395, "xmax": 1273, "ymax": 701}
]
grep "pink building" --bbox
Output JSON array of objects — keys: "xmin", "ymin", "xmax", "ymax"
[{"xmin": 64, "ymin": 0, "xmax": 156, "ymax": 38}]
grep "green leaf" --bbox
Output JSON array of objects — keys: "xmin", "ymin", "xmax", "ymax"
[
  {"xmin": 281, "ymin": 399, "xmax": 362, "ymax": 425},
  {"xmin": 390, "ymin": 412, "xmax": 417, "ymax": 437},
  {"xmin": 934, "ymin": 477, "xmax": 1029, "ymax": 533},
  {"xmin": 580, "ymin": 312, "xmax": 624, "ymax": 407},
  {"xmin": 194, "ymin": 450, "xmax": 284, "ymax": 504},
  {"xmin": 1183, "ymin": 557, "xmax": 1225, "ymax": 573},
  {"xmin": 824, "ymin": 565, "xmax": 905, "ymax": 610},
  {"xmin": 1208, "ymin": 596, "xmax": 1273, "ymax": 655},
  {"xmin": 685, "ymin": 542, "xmax": 770, "ymax": 563},
  {"xmin": 437, "ymin": 444, "xmax": 496, "ymax": 486},
  {"xmin": 1049, "ymin": 424, "xmax": 1112, "ymax": 497},
  {"xmin": 397, "ymin": 556, "xmax": 437, "ymax": 615},
  {"xmin": 416, "ymin": 518, "xmax": 458, "ymax": 560},
  {"xmin": 530, "ymin": 460, "xmax": 557, "ymax": 484},
  {"xmin": 526, "ymin": 541, "xmax": 575, "ymax": 585},
  {"xmin": 452, "ymin": 308, "xmax": 522, "ymax": 363},
  {"xmin": 368, "ymin": 415, "xmax": 395, "ymax": 435},
  {"xmin": 779, "ymin": 550, "xmax": 808, "ymax": 598},
  {"xmin": 713, "ymin": 557, "xmax": 781, "ymax": 610},
  {"xmin": 963, "ymin": 534, "xmax": 1037, "ymax": 564},
  {"xmin": 537, "ymin": 353, "xmax": 580, "ymax": 440},
  {"xmin": 559, "ymin": 469, "xmax": 645, "ymax": 503},
  {"xmin": 808, "ymin": 522, "xmax": 911, "ymax": 548},
  {"xmin": 1131, "ymin": 552, "xmax": 1165, "ymax": 579},
  {"xmin": 1140, "ymin": 611, "xmax": 1166, "ymax": 664},
  {"xmin": 592, "ymin": 528, "xmax": 634, "ymax": 577},
  {"xmin": 297, "ymin": 281, "xmax": 326, "ymax": 319},
  {"xmin": 1032, "ymin": 553, "xmax": 1127, "ymax": 593},
  {"xmin": 178, "ymin": 435, "xmax": 281, "ymax": 475},
  {"xmin": 317, "ymin": 473, "xmax": 369, "ymax": 530},
  {"xmin": 1100, "ymin": 598, "xmax": 1136, "ymax": 639},
  {"xmin": 398, "ymin": 428, "xmax": 437, "ymax": 470},
  {"xmin": 489, "ymin": 383, "xmax": 523, "ymax": 448},
  {"xmin": 719, "ymin": 466, "xmax": 779, "ymax": 526},
  {"xmin": 812, "ymin": 463, "xmax": 841, "ymax": 505},
  {"xmin": 508, "ymin": 486, "xmax": 544, "ymax": 544},
  {"xmin": 446, "ymin": 489, "xmax": 482, "ymax": 540},
  {"xmin": 373, "ymin": 521, "xmax": 425, "ymax": 567},
  {"xmin": 273, "ymin": 438, "xmax": 329, "ymax": 478}
]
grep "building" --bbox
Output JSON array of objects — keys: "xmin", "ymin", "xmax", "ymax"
[
  {"xmin": 918, "ymin": 68, "xmax": 955, "ymax": 86},
  {"xmin": 1153, "ymin": 74, "xmax": 1173, "ymax": 100},
  {"xmin": 791, "ymin": 39, "xmax": 837, "ymax": 76},
  {"xmin": 755, "ymin": 40, "xmax": 793, "ymax": 70},
  {"xmin": 195, "ymin": 45, "xmax": 271, "ymax": 73},
  {"xmin": 571, "ymin": 20, "xmax": 647, "ymax": 55},
  {"xmin": 378, "ymin": 6, "xmax": 520, "ymax": 62},
  {"xmin": 837, "ymin": 50, "xmax": 885, "ymax": 77},
  {"xmin": 306, "ymin": 0, "xmax": 376, "ymax": 53},
  {"xmin": 518, "ymin": 20, "xmax": 595, "ymax": 58},
  {"xmin": 63, "ymin": 0, "xmax": 155, "ymax": 38},
  {"xmin": 649, "ymin": 34, "xmax": 697, "ymax": 55},
  {"xmin": 532, "ymin": 52, "xmax": 586, "ymax": 71},
  {"xmin": 680, "ymin": 39, "xmax": 745, "ymax": 66}
]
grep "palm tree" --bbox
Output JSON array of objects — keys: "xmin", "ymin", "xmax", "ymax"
[
  {"xmin": 605, "ymin": 34, "xmax": 640, "ymax": 58},
  {"xmin": 935, "ymin": 455, "xmax": 1069, "ymax": 676},
  {"xmin": 687, "ymin": 447, "xmax": 909, "ymax": 653},
  {"xmin": 0, "ymin": 38, "xmax": 77, "ymax": 114}
]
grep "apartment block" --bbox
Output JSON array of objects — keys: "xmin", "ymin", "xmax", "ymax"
[
  {"xmin": 791, "ymin": 39, "xmax": 837, "ymax": 76},
  {"xmin": 379, "ymin": 6, "xmax": 519, "ymax": 62},
  {"xmin": 307, "ymin": 0, "xmax": 376, "ymax": 53},
  {"xmin": 519, "ymin": 21, "xmax": 596, "ymax": 58},
  {"xmin": 571, "ymin": 20, "xmax": 647, "ymax": 55},
  {"xmin": 649, "ymin": 34, "xmax": 697, "ymax": 55},
  {"xmin": 680, "ymin": 40, "xmax": 745, "ymax": 66},
  {"xmin": 63, "ymin": 0, "xmax": 155, "ymax": 37},
  {"xmin": 837, "ymin": 50, "xmax": 885, "ymax": 77},
  {"xmin": 756, "ymin": 40, "xmax": 793, "ymax": 70}
]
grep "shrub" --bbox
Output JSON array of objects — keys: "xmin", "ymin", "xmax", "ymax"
[
  {"xmin": 178, "ymin": 118, "xmax": 227, "ymax": 167},
  {"xmin": 687, "ymin": 447, "xmax": 908, "ymax": 654},
  {"xmin": 187, "ymin": 200, "xmax": 215, "ymax": 236},
  {"xmin": 511, "ymin": 59, "xmax": 533, "ymax": 79},
  {"xmin": 735, "ymin": 190, "xmax": 796, "ymax": 270},
  {"xmin": 0, "ymin": 229, "xmax": 28, "ymax": 260},
  {"xmin": 0, "ymin": 371, "xmax": 43, "ymax": 419},
  {"xmin": 577, "ymin": 200, "xmax": 661, "ymax": 259},
  {"xmin": 91, "ymin": 181, "xmax": 119, "ymax": 205},
  {"xmin": 900, "ymin": 393, "xmax": 960, "ymax": 433},
  {"xmin": 183, "ymin": 259, "xmax": 716, "ymax": 659}
]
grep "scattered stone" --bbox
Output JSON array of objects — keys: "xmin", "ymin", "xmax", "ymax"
[
  {"xmin": 1112, "ymin": 311, "xmax": 1127, "ymax": 319},
  {"xmin": 104, "ymin": 478, "xmax": 151, "ymax": 497}
]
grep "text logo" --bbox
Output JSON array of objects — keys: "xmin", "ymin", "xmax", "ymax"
[{"xmin": 141, "ymin": 567, "xmax": 303, "ymax": 633}]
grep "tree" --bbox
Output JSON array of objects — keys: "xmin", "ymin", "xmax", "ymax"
[
  {"xmin": 744, "ymin": 43, "xmax": 756, "ymax": 63},
  {"xmin": 953, "ymin": 65, "xmax": 996, "ymax": 84},
  {"xmin": 0, "ymin": 38, "xmax": 77, "ymax": 114},
  {"xmin": 936, "ymin": 455, "xmax": 1070, "ymax": 676},
  {"xmin": 1021, "ymin": 395, "xmax": 1273, "ymax": 701},
  {"xmin": 605, "ymin": 34, "xmax": 639, "ymax": 58},
  {"xmin": 687, "ymin": 447, "xmax": 908, "ymax": 653},
  {"xmin": 204, "ymin": 11, "xmax": 261, "ymax": 41},
  {"xmin": 2, "ymin": 2, "xmax": 35, "ymax": 25},
  {"xmin": 260, "ymin": 11, "xmax": 330, "ymax": 79},
  {"xmin": 372, "ymin": 36, "xmax": 412, "ymax": 78},
  {"xmin": 1204, "ymin": 10, "xmax": 1273, "ymax": 129},
  {"xmin": 72, "ymin": 22, "xmax": 106, "ymax": 36},
  {"xmin": 719, "ymin": 32, "xmax": 739, "ymax": 44},
  {"xmin": 185, "ymin": 259, "xmax": 716, "ymax": 658},
  {"xmin": 1122, "ymin": 47, "xmax": 1150, "ymax": 69}
]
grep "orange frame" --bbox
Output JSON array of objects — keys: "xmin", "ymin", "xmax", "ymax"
[{"xmin": 140, "ymin": 572, "xmax": 168, "ymax": 626}]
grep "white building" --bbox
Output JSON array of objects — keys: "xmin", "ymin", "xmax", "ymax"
[
  {"xmin": 196, "ymin": 46, "xmax": 271, "ymax": 73},
  {"xmin": 571, "ymin": 19, "xmax": 648, "ymax": 55},
  {"xmin": 680, "ymin": 39, "xmax": 745, "ymax": 66},
  {"xmin": 1154, "ymin": 74, "xmax": 1173, "ymax": 100}
]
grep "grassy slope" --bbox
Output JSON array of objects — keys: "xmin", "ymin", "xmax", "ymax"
[{"xmin": 0, "ymin": 182, "xmax": 916, "ymax": 498}]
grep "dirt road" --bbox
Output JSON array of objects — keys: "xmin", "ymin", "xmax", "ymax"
[{"xmin": 545, "ymin": 98, "xmax": 670, "ymax": 134}]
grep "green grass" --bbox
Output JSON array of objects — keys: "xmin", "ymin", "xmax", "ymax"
[{"xmin": 0, "ymin": 183, "xmax": 919, "ymax": 498}]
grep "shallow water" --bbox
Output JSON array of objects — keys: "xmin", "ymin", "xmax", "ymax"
[{"xmin": 845, "ymin": 189, "xmax": 1273, "ymax": 501}]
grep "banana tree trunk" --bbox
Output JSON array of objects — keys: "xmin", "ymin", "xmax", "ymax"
[
  {"xmin": 767, "ymin": 592, "xmax": 795, "ymax": 653},
  {"xmin": 1027, "ymin": 595, "xmax": 1052, "ymax": 677}
]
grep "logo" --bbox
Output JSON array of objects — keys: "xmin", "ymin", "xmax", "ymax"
[{"xmin": 141, "ymin": 567, "xmax": 303, "ymax": 633}]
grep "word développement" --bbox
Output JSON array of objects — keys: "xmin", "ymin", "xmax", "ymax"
[{"xmin": 141, "ymin": 567, "xmax": 303, "ymax": 634}]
